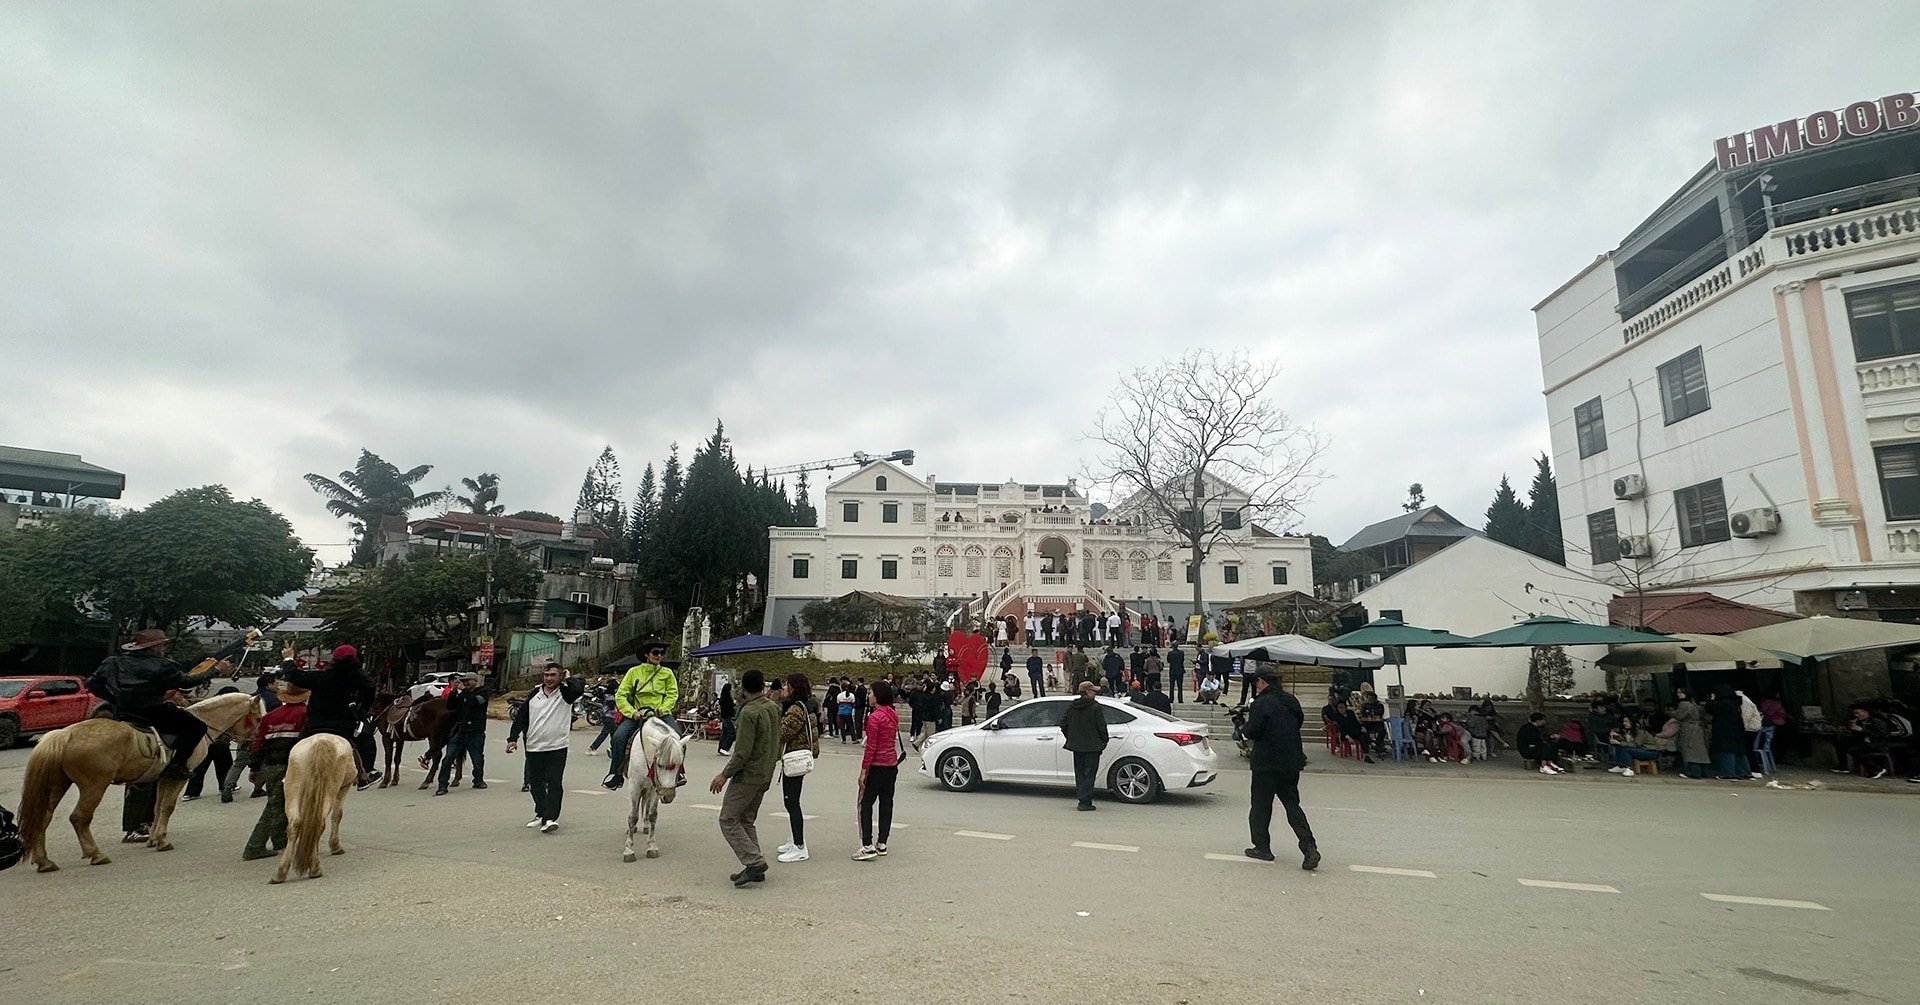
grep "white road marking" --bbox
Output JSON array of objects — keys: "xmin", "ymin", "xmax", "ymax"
[
  {"xmin": 568, "ymin": 789, "xmax": 609, "ymax": 796},
  {"xmin": 1303, "ymin": 806, "xmax": 1370, "ymax": 813},
  {"xmin": 690, "ymin": 803, "xmax": 722, "ymax": 811},
  {"xmin": 1349, "ymin": 865, "xmax": 1437, "ymax": 878},
  {"xmin": 1203, "ymin": 853, "xmax": 1265, "ymax": 863},
  {"xmin": 1072, "ymin": 841, "xmax": 1139, "ymax": 853},
  {"xmin": 955, "ymin": 830, "xmax": 1016, "ymax": 841},
  {"xmin": 1518, "ymin": 879, "xmax": 1620, "ymax": 893},
  {"xmin": 768, "ymin": 812, "xmax": 821, "ymax": 820},
  {"xmin": 1701, "ymin": 893, "xmax": 1829, "ymax": 911}
]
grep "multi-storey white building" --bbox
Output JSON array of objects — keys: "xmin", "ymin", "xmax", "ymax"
[
  {"xmin": 762, "ymin": 458, "xmax": 1314, "ymax": 636},
  {"xmin": 1535, "ymin": 92, "xmax": 1920, "ymax": 700}
]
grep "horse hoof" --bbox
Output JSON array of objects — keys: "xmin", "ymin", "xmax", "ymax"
[
  {"xmin": 37, "ymin": 862, "xmax": 60, "ymax": 873},
  {"xmin": 152, "ymin": 842, "xmax": 173, "ymax": 852},
  {"xmin": 269, "ymin": 875, "xmax": 286, "ymax": 885},
  {"xmin": 645, "ymin": 848, "xmax": 659, "ymax": 859},
  {"xmin": 622, "ymin": 851, "xmax": 637, "ymax": 863},
  {"xmin": 331, "ymin": 847, "xmax": 344, "ymax": 856},
  {"xmin": 89, "ymin": 855, "xmax": 111, "ymax": 866}
]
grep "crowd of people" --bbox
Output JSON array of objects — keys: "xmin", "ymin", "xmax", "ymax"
[{"xmin": 983, "ymin": 606, "xmax": 1188, "ymax": 651}]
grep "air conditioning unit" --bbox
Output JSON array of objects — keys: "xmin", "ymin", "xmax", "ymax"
[
  {"xmin": 1730, "ymin": 507, "xmax": 1781, "ymax": 538},
  {"xmin": 1612, "ymin": 474, "xmax": 1647, "ymax": 500},
  {"xmin": 1616, "ymin": 535, "xmax": 1655, "ymax": 559}
]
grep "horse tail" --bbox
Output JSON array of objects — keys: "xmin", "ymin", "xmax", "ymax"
[
  {"xmin": 286, "ymin": 741, "xmax": 331, "ymax": 874},
  {"xmin": 18, "ymin": 729, "xmax": 73, "ymax": 847}
]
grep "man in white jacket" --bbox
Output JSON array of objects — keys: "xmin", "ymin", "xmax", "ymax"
[{"xmin": 507, "ymin": 656, "xmax": 585, "ymax": 833}]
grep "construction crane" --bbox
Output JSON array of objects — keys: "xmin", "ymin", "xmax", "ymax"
[{"xmin": 762, "ymin": 448, "xmax": 916, "ymax": 478}]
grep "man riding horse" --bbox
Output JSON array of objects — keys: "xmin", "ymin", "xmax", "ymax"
[
  {"xmin": 602, "ymin": 641, "xmax": 682, "ymax": 791},
  {"xmin": 280, "ymin": 644, "xmax": 382, "ymax": 790},
  {"xmin": 85, "ymin": 629, "xmax": 225, "ymax": 777}
]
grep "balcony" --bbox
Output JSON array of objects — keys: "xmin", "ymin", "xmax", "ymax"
[
  {"xmin": 1619, "ymin": 195, "xmax": 1920, "ymax": 346},
  {"xmin": 1888, "ymin": 523, "xmax": 1920, "ymax": 555},
  {"xmin": 1858, "ymin": 354, "xmax": 1920, "ymax": 395}
]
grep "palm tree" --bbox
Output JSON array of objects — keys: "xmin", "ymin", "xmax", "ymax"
[
  {"xmin": 456, "ymin": 473, "xmax": 504, "ymax": 516},
  {"xmin": 304, "ymin": 450, "xmax": 454, "ymax": 565}
]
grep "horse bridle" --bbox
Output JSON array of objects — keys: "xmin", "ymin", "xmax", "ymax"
[{"xmin": 640, "ymin": 714, "xmax": 681, "ymax": 785}]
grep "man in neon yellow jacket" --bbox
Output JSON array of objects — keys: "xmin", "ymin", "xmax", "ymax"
[{"xmin": 602, "ymin": 641, "xmax": 682, "ymax": 790}]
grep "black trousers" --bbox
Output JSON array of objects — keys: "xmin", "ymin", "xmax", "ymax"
[
  {"xmin": 1171, "ymin": 674, "xmax": 1185, "ymax": 703},
  {"xmin": 1072, "ymin": 750, "xmax": 1100, "ymax": 807},
  {"xmin": 306, "ymin": 719, "xmax": 377, "ymax": 777},
  {"xmin": 1249, "ymin": 768, "xmax": 1315, "ymax": 854},
  {"xmin": 782, "ymin": 774, "xmax": 806, "ymax": 846},
  {"xmin": 185, "ymin": 740, "xmax": 233, "ymax": 797},
  {"xmin": 859, "ymin": 766, "xmax": 896, "ymax": 847},
  {"xmin": 137, "ymin": 702, "xmax": 207, "ymax": 772},
  {"xmin": 1030, "ymin": 673, "xmax": 1045, "ymax": 698},
  {"xmin": 525, "ymin": 749, "xmax": 567, "ymax": 821}
]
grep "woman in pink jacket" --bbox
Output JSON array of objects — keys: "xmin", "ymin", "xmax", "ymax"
[{"xmin": 853, "ymin": 679, "xmax": 900, "ymax": 861}]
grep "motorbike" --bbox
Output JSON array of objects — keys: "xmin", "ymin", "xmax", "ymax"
[{"xmin": 575, "ymin": 696, "xmax": 603, "ymax": 727}]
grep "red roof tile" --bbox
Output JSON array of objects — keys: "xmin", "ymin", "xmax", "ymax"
[{"xmin": 1608, "ymin": 592, "xmax": 1800, "ymax": 635}]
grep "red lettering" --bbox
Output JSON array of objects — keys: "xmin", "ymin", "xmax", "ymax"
[
  {"xmin": 1884, "ymin": 92, "xmax": 1920, "ymax": 130},
  {"xmin": 1714, "ymin": 133, "xmax": 1751, "ymax": 171},
  {"xmin": 1843, "ymin": 100, "xmax": 1882, "ymax": 137},
  {"xmin": 1805, "ymin": 110, "xmax": 1842, "ymax": 146},
  {"xmin": 1751, "ymin": 120, "xmax": 1802, "ymax": 162}
]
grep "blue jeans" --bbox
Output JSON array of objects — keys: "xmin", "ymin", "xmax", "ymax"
[
  {"xmin": 1714, "ymin": 751, "xmax": 1752, "ymax": 778},
  {"xmin": 1612, "ymin": 745, "xmax": 1662, "ymax": 767},
  {"xmin": 438, "ymin": 729, "xmax": 484, "ymax": 788},
  {"xmin": 607, "ymin": 715, "xmax": 679, "ymax": 780}
]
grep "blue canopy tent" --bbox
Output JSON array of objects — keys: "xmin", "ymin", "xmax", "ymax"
[{"xmin": 688, "ymin": 634, "xmax": 811, "ymax": 658}]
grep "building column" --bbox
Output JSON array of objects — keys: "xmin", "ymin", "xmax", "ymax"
[{"xmin": 1775, "ymin": 280, "xmax": 1867, "ymax": 563}]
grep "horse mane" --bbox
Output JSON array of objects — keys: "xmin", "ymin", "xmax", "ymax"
[
  {"xmin": 189, "ymin": 691, "xmax": 262, "ymax": 739},
  {"xmin": 644, "ymin": 717, "xmax": 685, "ymax": 769}
]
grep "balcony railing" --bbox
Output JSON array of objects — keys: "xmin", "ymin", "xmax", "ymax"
[
  {"xmin": 1618, "ymin": 195, "xmax": 1920, "ymax": 345},
  {"xmin": 1858, "ymin": 355, "xmax": 1920, "ymax": 394},
  {"xmin": 1889, "ymin": 524, "xmax": 1920, "ymax": 555}
]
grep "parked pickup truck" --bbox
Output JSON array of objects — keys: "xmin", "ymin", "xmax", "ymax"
[{"xmin": 0, "ymin": 675, "xmax": 101, "ymax": 748}]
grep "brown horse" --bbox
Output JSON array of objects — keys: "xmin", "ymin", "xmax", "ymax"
[
  {"xmin": 17, "ymin": 692, "xmax": 261, "ymax": 872},
  {"xmin": 271, "ymin": 734, "xmax": 356, "ymax": 884},
  {"xmin": 372, "ymin": 691, "xmax": 456, "ymax": 789}
]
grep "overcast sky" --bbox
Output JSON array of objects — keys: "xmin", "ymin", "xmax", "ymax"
[{"xmin": 7, "ymin": 3, "xmax": 1918, "ymax": 564}]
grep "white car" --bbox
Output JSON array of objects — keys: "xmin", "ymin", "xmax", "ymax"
[{"xmin": 918, "ymin": 696, "xmax": 1217, "ymax": 804}]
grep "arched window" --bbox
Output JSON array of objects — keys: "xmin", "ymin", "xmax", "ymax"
[
  {"xmin": 1128, "ymin": 549, "xmax": 1148, "ymax": 581},
  {"xmin": 936, "ymin": 544, "xmax": 956, "ymax": 578},
  {"xmin": 876, "ymin": 475, "xmax": 888, "ymax": 491},
  {"xmin": 911, "ymin": 547, "xmax": 928, "ymax": 577},
  {"xmin": 1101, "ymin": 548, "xmax": 1121, "ymax": 581},
  {"xmin": 964, "ymin": 544, "xmax": 985, "ymax": 579},
  {"xmin": 993, "ymin": 545, "xmax": 1015, "ymax": 581}
]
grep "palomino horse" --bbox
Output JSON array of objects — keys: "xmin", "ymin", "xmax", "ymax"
[
  {"xmin": 622, "ymin": 716, "xmax": 687, "ymax": 863},
  {"xmin": 271, "ymin": 734, "xmax": 357, "ymax": 884},
  {"xmin": 371, "ymin": 691, "xmax": 455, "ymax": 789},
  {"xmin": 18, "ymin": 692, "xmax": 260, "ymax": 872}
]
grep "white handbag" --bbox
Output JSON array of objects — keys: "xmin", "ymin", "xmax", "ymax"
[{"xmin": 780, "ymin": 705, "xmax": 817, "ymax": 777}]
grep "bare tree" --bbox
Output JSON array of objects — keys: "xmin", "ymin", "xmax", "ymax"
[{"xmin": 1086, "ymin": 348, "xmax": 1327, "ymax": 622}]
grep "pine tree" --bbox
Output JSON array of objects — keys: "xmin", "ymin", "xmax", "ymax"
[
  {"xmin": 627, "ymin": 463, "xmax": 657, "ymax": 558},
  {"xmin": 1402, "ymin": 483, "xmax": 1426, "ymax": 512},
  {"xmin": 575, "ymin": 446, "xmax": 624, "ymax": 535},
  {"xmin": 1484, "ymin": 475, "xmax": 1529, "ymax": 549},
  {"xmin": 1522, "ymin": 453, "xmax": 1565, "ymax": 565},
  {"xmin": 791, "ymin": 469, "xmax": 818, "ymax": 526}
]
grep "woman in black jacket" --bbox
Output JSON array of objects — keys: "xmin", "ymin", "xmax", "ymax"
[{"xmin": 1706, "ymin": 687, "xmax": 1752, "ymax": 780}]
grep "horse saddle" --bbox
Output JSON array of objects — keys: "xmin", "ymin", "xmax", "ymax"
[{"xmin": 105, "ymin": 709, "xmax": 191, "ymax": 780}]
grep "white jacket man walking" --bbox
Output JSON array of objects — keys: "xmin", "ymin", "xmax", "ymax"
[{"xmin": 508, "ymin": 656, "xmax": 585, "ymax": 833}]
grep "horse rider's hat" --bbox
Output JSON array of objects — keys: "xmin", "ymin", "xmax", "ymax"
[{"xmin": 120, "ymin": 629, "xmax": 169, "ymax": 652}]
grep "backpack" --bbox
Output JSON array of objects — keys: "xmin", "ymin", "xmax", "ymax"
[{"xmin": 1738, "ymin": 694, "xmax": 1762, "ymax": 732}]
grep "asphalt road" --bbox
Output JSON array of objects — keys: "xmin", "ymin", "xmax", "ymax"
[{"xmin": 3, "ymin": 731, "xmax": 1914, "ymax": 1004}]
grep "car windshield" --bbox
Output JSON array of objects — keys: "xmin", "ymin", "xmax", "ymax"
[{"xmin": 0, "ymin": 680, "xmax": 28, "ymax": 698}]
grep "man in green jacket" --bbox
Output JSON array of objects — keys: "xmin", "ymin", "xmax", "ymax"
[
  {"xmin": 602, "ymin": 642, "xmax": 681, "ymax": 790},
  {"xmin": 1059, "ymin": 681, "xmax": 1111, "ymax": 811},
  {"xmin": 710, "ymin": 669, "xmax": 780, "ymax": 887}
]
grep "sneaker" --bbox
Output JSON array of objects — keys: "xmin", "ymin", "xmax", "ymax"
[
  {"xmin": 777, "ymin": 845, "xmax": 809, "ymax": 863},
  {"xmin": 220, "ymin": 791, "xmax": 234, "ymax": 804},
  {"xmin": 357, "ymin": 772, "xmax": 381, "ymax": 791},
  {"xmin": 541, "ymin": 820, "xmax": 559, "ymax": 833},
  {"xmin": 1621, "ymin": 768, "xmax": 1636, "ymax": 777},
  {"xmin": 433, "ymin": 788, "xmax": 448, "ymax": 796},
  {"xmin": 123, "ymin": 829, "xmax": 150, "ymax": 843},
  {"xmin": 527, "ymin": 818, "xmax": 544, "ymax": 828},
  {"xmin": 1907, "ymin": 776, "xmax": 1919, "ymax": 783},
  {"xmin": 472, "ymin": 781, "xmax": 489, "ymax": 790},
  {"xmin": 1830, "ymin": 768, "xmax": 1852, "ymax": 775},
  {"xmin": 520, "ymin": 784, "xmax": 529, "ymax": 793},
  {"xmin": 1607, "ymin": 766, "xmax": 1625, "ymax": 774},
  {"xmin": 777, "ymin": 841, "xmax": 796, "ymax": 856},
  {"xmin": 1871, "ymin": 768, "xmax": 1889, "ymax": 779},
  {"xmin": 717, "ymin": 748, "xmax": 733, "ymax": 757},
  {"xmin": 1244, "ymin": 847, "xmax": 1275, "ymax": 862},
  {"xmin": 1301, "ymin": 847, "xmax": 1321, "ymax": 871},
  {"xmin": 181, "ymin": 794, "xmax": 201, "ymax": 802},
  {"xmin": 602, "ymin": 774, "xmax": 624, "ymax": 791},
  {"xmin": 875, "ymin": 844, "xmax": 888, "ymax": 856},
  {"xmin": 242, "ymin": 847, "xmax": 275, "ymax": 861},
  {"xmin": 852, "ymin": 846, "xmax": 878, "ymax": 861}
]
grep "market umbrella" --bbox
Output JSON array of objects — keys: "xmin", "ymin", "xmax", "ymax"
[
  {"xmin": 687, "ymin": 634, "xmax": 811, "ymax": 658},
  {"xmin": 1597, "ymin": 633, "xmax": 1790, "ymax": 669},
  {"xmin": 1728, "ymin": 615, "xmax": 1920, "ymax": 660},
  {"xmin": 1454, "ymin": 615, "xmax": 1673, "ymax": 648},
  {"xmin": 1328, "ymin": 617, "xmax": 1479, "ymax": 691},
  {"xmin": 1210, "ymin": 634, "xmax": 1384, "ymax": 668}
]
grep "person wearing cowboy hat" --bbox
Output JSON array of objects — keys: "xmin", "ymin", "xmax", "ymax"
[
  {"xmin": 242, "ymin": 678, "xmax": 311, "ymax": 861},
  {"xmin": 1241, "ymin": 666, "xmax": 1319, "ymax": 870},
  {"xmin": 85, "ymin": 628, "xmax": 224, "ymax": 779}
]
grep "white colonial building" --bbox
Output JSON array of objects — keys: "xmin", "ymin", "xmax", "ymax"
[
  {"xmin": 1535, "ymin": 92, "xmax": 1920, "ymax": 701},
  {"xmin": 762, "ymin": 458, "xmax": 1314, "ymax": 636}
]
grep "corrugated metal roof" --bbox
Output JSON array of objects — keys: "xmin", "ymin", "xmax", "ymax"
[
  {"xmin": 1608, "ymin": 592, "xmax": 1800, "ymax": 635},
  {"xmin": 1337, "ymin": 506, "xmax": 1478, "ymax": 552}
]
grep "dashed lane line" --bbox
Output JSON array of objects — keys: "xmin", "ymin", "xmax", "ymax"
[
  {"xmin": 1518, "ymin": 879, "xmax": 1620, "ymax": 894},
  {"xmin": 954, "ymin": 830, "xmax": 1016, "ymax": 841},
  {"xmin": 1701, "ymin": 893, "xmax": 1829, "ymax": 911},
  {"xmin": 569, "ymin": 789, "xmax": 609, "ymax": 796},
  {"xmin": 1349, "ymin": 865, "xmax": 1437, "ymax": 878},
  {"xmin": 1071, "ymin": 841, "xmax": 1140, "ymax": 853},
  {"xmin": 1203, "ymin": 853, "xmax": 1265, "ymax": 864}
]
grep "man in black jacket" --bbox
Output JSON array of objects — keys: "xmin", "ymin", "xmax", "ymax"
[
  {"xmin": 1167, "ymin": 647, "xmax": 1186, "ymax": 703},
  {"xmin": 436, "ymin": 673, "xmax": 491, "ymax": 795},
  {"xmin": 282, "ymin": 644, "xmax": 382, "ymax": 789},
  {"xmin": 87, "ymin": 629, "xmax": 222, "ymax": 777},
  {"xmin": 1101, "ymin": 647, "xmax": 1125, "ymax": 695},
  {"xmin": 1059, "ymin": 682, "xmax": 1110, "ymax": 811},
  {"xmin": 1026, "ymin": 651, "xmax": 1045, "ymax": 698},
  {"xmin": 1241, "ymin": 668, "xmax": 1319, "ymax": 870}
]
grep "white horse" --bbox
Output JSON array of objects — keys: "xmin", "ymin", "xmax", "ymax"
[{"xmin": 622, "ymin": 717, "xmax": 687, "ymax": 863}]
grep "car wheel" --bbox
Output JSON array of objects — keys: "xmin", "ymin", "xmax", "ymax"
[
  {"xmin": 936, "ymin": 749, "xmax": 979, "ymax": 792},
  {"xmin": 1109, "ymin": 757, "xmax": 1162, "ymax": 804},
  {"xmin": 0, "ymin": 716, "xmax": 18, "ymax": 750}
]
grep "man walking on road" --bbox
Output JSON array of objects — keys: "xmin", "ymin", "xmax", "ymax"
[
  {"xmin": 1059, "ymin": 682, "xmax": 1109, "ymax": 811},
  {"xmin": 508, "ymin": 656, "xmax": 584, "ymax": 832},
  {"xmin": 1241, "ymin": 668, "xmax": 1319, "ymax": 870},
  {"xmin": 242, "ymin": 679, "xmax": 309, "ymax": 860},
  {"xmin": 1027, "ymin": 651, "xmax": 1045, "ymax": 698},
  {"xmin": 711, "ymin": 669, "xmax": 780, "ymax": 887},
  {"xmin": 436, "ymin": 673, "xmax": 490, "ymax": 796}
]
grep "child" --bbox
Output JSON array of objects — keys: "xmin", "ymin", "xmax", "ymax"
[{"xmin": 1465, "ymin": 707, "xmax": 1491, "ymax": 761}]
